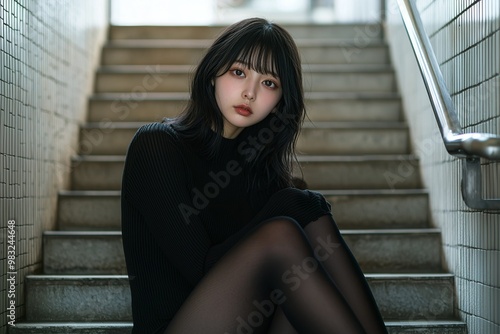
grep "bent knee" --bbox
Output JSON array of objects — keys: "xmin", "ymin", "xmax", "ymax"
[
  {"xmin": 261, "ymin": 216, "xmax": 302, "ymax": 233},
  {"xmin": 254, "ymin": 217, "xmax": 309, "ymax": 259}
]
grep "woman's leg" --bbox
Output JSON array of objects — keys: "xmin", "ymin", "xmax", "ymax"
[
  {"xmin": 304, "ymin": 214, "xmax": 388, "ymax": 334},
  {"xmin": 165, "ymin": 218, "xmax": 365, "ymax": 334}
]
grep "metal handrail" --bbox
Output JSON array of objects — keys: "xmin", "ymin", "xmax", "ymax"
[{"xmin": 397, "ymin": 0, "xmax": 500, "ymax": 210}]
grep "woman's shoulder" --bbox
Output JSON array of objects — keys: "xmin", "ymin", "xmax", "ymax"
[
  {"xmin": 135, "ymin": 120, "xmax": 177, "ymax": 138},
  {"xmin": 125, "ymin": 120, "xmax": 188, "ymax": 162},
  {"xmin": 131, "ymin": 120, "xmax": 180, "ymax": 147}
]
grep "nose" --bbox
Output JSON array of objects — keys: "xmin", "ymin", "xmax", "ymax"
[{"xmin": 242, "ymin": 85, "xmax": 256, "ymax": 101}]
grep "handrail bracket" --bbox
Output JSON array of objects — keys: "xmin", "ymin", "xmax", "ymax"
[{"xmin": 461, "ymin": 158, "xmax": 500, "ymax": 210}]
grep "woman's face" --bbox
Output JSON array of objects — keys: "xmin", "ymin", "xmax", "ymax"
[{"xmin": 214, "ymin": 61, "xmax": 282, "ymax": 139}]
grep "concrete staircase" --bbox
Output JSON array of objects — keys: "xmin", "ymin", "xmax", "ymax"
[{"xmin": 12, "ymin": 24, "xmax": 468, "ymax": 333}]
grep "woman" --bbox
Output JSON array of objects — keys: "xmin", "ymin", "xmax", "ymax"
[{"xmin": 121, "ymin": 17, "xmax": 387, "ymax": 334}]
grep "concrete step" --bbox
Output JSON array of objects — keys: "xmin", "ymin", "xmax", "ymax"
[
  {"xmin": 101, "ymin": 42, "xmax": 389, "ymax": 65},
  {"xmin": 57, "ymin": 191, "xmax": 122, "ymax": 231},
  {"xmin": 108, "ymin": 24, "xmax": 384, "ymax": 41},
  {"xmin": 305, "ymin": 92, "xmax": 402, "ymax": 122},
  {"xmin": 88, "ymin": 92, "xmax": 402, "ymax": 123},
  {"xmin": 88, "ymin": 93, "xmax": 188, "ymax": 123},
  {"xmin": 70, "ymin": 155, "xmax": 421, "ymax": 190},
  {"xmin": 70, "ymin": 156, "xmax": 124, "ymax": 191},
  {"xmin": 78, "ymin": 121, "xmax": 409, "ymax": 156},
  {"xmin": 298, "ymin": 122, "xmax": 409, "ymax": 155},
  {"xmin": 57, "ymin": 189, "xmax": 429, "ymax": 231},
  {"xmin": 25, "ymin": 276, "xmax": 132, "ymax": 322},
  {"xmin": 43, "ymin": 229, "xmax": 442, "ymax": 275},
  {"xmin": 43, "ymin": 232, "xmax": 124, "ymax": 275},
  {"xmin": 57, "ymin": 191, "xmax": 121, "ymax": 231},
  {"xmin": 324, "ymin": 189, "xmax": 429, "ymax": 229},
  {"xmin": 24, "ymin": 274, "xmax": 456, "ymax": 322},
  {"xmin": 296, "ymin": 155, "xmax": 421, "ymax": 190},
  {"xmin": 9, "ymin": 320, "xmax": 468, "ymax": 334},
  {"xmin": 94, "ymin": 65, "xmax": 396, "ymax": 93},
  {"xmin": 343, "ymin": 229, "xmax": 443, "ymax": 273}
]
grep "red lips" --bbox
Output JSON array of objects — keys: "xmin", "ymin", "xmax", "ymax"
[{"xmin": 234, "ymin": 104, "xmax": 253, "ymax": 116}]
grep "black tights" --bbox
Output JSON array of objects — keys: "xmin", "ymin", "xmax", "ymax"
[{"xmin": 165, "ymin": 215, "xmax": 387, "ymax": 334}]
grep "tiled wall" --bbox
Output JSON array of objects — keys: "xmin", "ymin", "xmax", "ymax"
[
  {"xmin": 0, "ymin": 0, "xmax": 108, "ymax": 329},
  {"xmin": 385, "ymin": 0, "xmax": 500, "ymax": 333}
]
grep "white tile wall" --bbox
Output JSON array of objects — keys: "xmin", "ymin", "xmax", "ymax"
[
  {"xmin": 385, "ymin": 0, "xmax": 500, "ymax": 333},
  {"xmin": 0, "ymin": 0, "xmax": 108, "ymax": 329}
]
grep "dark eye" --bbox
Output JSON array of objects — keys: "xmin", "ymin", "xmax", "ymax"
[
  {"xmin": 263, "ymin": 80, "xmax": 277, "ymax": 88},
  {"xmin": 232, "ymin": 69, "xmax": 245, "ymax": 77}
]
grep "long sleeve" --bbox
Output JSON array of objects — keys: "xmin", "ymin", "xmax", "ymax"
[{"xmin": 122, "ymin": 122, "xmax": 211, "ymax": 286}]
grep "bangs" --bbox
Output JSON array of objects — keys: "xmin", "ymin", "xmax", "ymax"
[
  {"xmin": 235, "ymin": 43, "xmax": 279, "ymax": 77},
  {"xmin": 215, "ymin": 31, "xmax": 283, "ymax": 79},
  {"xmin": 208, "ymin": 19, "xmax": 298, "ymax": 81}
]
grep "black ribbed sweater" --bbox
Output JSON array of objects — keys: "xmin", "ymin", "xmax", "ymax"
[{"xmin": 121, "ymin": 121, "xmax": 331, "ymax": 333}]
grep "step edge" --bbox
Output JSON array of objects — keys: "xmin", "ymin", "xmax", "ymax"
[
  {"xmin": 366, "ymin": 273, "xmax": 454, "ymax": 279},
  {"xmin": 302, "ymin": 121, "xmax": 408, "ymax": 129},
  {"xmin": 89, "ymin": 91, "xmax": 401, "ymax": 100},
  {"xmin": 384, "ymin": 320, "xmax": 466, "ymax": 326},
  {"xmin": 108, "ymin": 23, "xmax": 383, "ymax": 29},
  {"xmin": 81, "ymin": 122, "xmax": 148, "ymax": 129},
  {"xmin": 72, "ymin": 155, "xmax": 125, "ymax": 162},
  {"xmin": 44, "ymin": 231, "xmax": 121, "ymax": 237},
  {"xmin": 96, "ymin": 64, "xmax": 395, "ymax": 74},
  {"xmin": 342, "ymin": 228, "xmax": 441, "ymax": 234},
  {"xmin": 81, "ymin": 121, "xmax": 409, "ymax": 130},
  {"xmin": 26, "ymin": 275, "xmax": 129, "ymax": 280},
  {"xmin": 43, "ymin": 229, "xmax": 441, "ymax": 238},
  {"xmin": 25, "ymin": 273, "xmax": 454, "ymax": 281},
  {"xmin": 296, "ymin": 154, "xmax": 420, "ymax": 162},
  {"xmin": 321, "ymin": 189, "xmax": 428, "ymax": 196},
  {"xmin": 12, "ymin": 322, "xmax": 133, "ymax": 328},
  {"xmin": 59, "ymin": 190, "xmax": 121, "ymax": 196},
  {"xmin": 103, "ymin": 40, "xmax": 388, "ymax": 49},
  {"xmin": 11, "ymin": 320, "xmax": 467, "ymax": 329},
  {"xmin": 72, "ymin": 154, "xmax": 419, "ymax": 162},
  {"xmin": 90, "ymin": 92, "xmax": 189, "ymax": 100},
  {"xmin": 58, "ymin": 189, "xmax": 427, "ymax": 197}
]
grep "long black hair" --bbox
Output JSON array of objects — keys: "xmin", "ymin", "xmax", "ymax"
[{"xmin": 172, "ymin": 18, "xmax": 305, "ymax": 190}]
